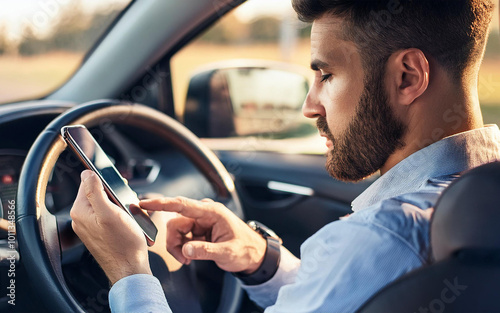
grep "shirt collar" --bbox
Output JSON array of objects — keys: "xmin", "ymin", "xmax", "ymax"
[{"xmin": 351, "ymin": 125, "xmax": 500, "ymax": 212}]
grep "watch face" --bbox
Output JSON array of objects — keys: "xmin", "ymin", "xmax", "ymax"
[
  {"xmin": 247, "ymin": 220, "xmax": 282, "ymax": 243},
  {"xmin": 248, "ymin": 220, "xmax": 259, "ymax": 231}
]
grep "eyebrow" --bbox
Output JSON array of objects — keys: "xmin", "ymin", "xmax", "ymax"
[{"xmin": 310, "ymin": 59, "xmax": 329, "ymax": 71}]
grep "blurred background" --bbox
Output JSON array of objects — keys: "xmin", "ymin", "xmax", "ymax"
[{"xmin": 0, "ymin": 0, "xmax": 129, "ymax": 103}]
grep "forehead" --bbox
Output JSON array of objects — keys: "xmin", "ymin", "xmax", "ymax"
[
  {"xmin": 311, "ymin": 15, "xmax": 345, "ymax": 39},
  {"xmin": 310, "ymin": 15, "xmax": 359, "ymax": 66}
]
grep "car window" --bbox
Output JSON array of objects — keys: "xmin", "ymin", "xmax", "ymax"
[
  {"xmin": 479, "ymin": 4, "xmax": 500, "ymax": 126},
  {"xmin": 0, "ymin": 0, "xmax": 131, "ymax": 104},
  {"xmin": 171, "ymin": 0, "xmax": 325, "ymax": 154},
  {"xmin": 171, "ymin": 0, "xmax": 500, "ymax": 154}
]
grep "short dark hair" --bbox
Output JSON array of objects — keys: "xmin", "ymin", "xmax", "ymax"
[{"xmin": 292, "ymin": 0, "xmax": 494, "ymax": 81}]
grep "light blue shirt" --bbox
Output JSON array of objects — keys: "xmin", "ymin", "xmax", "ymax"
[{"xmin": 109, "ymin": 125, "xmax": 500, "ymax": 313}]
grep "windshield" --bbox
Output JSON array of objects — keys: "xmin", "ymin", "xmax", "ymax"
[{"xmin": 0, "ymin": 0, "xmax": 131, "ymax": 104}]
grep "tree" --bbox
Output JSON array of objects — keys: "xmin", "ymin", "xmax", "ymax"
[
  {"xmin": 200, "ymin": 14, "xmax": 249, "ymax": 44},
  {"xmin": 18, "ymin": 27, "xmax": 49, "ymax": 56},
  {"xmin": 484, "ymin": 30, "xmax": 500, "ymax": 60},
  {"xmin": 249, "ymin": 17, "xmax": 280, "ymax": 42},
  {"xmin": 0, "ymin": 26, "xmax": 8, "ymax": 55},
  {"xmin": 17, "ymin": 0, "xmax": 122, "ymax": 55}
]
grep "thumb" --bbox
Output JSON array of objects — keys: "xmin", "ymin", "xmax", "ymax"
[
  {"xmin": 182, "ymin": 241, "xmax": 228, "ymax": 262},
  {"xmin": 81, "ymin": 170, "xmax": 114, "ymax": 214}
]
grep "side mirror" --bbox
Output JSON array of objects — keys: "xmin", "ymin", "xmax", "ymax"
[{"xmin": 184, "ymin": 61, "xmax": 314, "ymax": 139}]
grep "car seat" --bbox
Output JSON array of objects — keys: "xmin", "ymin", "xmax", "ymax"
[{"xmin": 357, "ymin": 161, "xmax": 500, "ymax": 313}]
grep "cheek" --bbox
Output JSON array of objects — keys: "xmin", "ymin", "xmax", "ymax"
[{"xmin": 321, "ymin": 77, "xmax": 361, "ymax": 135}]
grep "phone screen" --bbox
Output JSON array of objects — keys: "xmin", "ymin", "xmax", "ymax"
[{"xmin": 61, "ymin": 125, "xmax": 157, "ymax": 246}]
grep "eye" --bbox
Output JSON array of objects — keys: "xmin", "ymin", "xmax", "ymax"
[{"xmin": 320, "ymin": 74, "xmax": 332, "ymax": 83}]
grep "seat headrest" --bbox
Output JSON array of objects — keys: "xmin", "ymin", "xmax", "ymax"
[{"xmin": 431, "ymin": 161, "xmax": 500, "ymax": 262}]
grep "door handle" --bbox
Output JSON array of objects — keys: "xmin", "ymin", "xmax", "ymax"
[{"xmin": 267, "ymin": 181, "xmax": 314, "ymax": 196}]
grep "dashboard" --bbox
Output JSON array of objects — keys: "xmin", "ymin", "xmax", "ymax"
[
  {"xmin": 0, "ymin": 149, "xmax": 87, "ymax": 229},
  {"xmin": 0, "ymin": 151, "xmax": 26, "ymax": 239},
  {"xmin": 0, "ymin": 100, "xmax": 221, "ymax": 312},
  {"xmin": 0, "ymin": 100, "xmax": 216, "ymax": 247}
]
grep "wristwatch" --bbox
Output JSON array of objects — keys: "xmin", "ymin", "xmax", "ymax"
[{"xmin": 233, "ymin": 220, "xmax": 282, "ymax": 285}]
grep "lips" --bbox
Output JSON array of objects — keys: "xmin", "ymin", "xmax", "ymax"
[
  {"xmin": 319, "ymin": 132, "xmax": 333, "ymax": 149},
  {"xmin": 317, "ymin": 118, "xmax": 333, "ymax": 149},
  {"xmin": 324, "ymin": 138, "xmax": 333, "ymax": 149}
]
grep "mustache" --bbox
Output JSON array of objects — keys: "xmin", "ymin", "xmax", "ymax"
[{"xmin": 317, "ymin": 116, "xmax": 333, "ymax": 138}]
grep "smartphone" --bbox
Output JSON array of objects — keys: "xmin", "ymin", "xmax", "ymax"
[{"xmin": 61, "ymin": 125, "xmax": 157, "ymax": 246}]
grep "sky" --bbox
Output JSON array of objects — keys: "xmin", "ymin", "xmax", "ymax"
[{"xmin": 234, "ymin": 0, "xmax": 296, "ymax": 22}]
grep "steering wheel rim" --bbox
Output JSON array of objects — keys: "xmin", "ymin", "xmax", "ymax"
[{"xmin": 16, "ymin": 100, "xmax": 244, "ymax": 313}]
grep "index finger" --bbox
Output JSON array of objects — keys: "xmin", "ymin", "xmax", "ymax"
[
  {"xmin": 139, "ymin": 197, "xmax": 214, "ymax": 219},
  {"xmin": 70, "ymin": 177, "xmax": 94, "ymax": 222}
]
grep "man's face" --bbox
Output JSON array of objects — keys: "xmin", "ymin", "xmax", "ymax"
[{"xmin": 304, "ymin": 15, "xmax": 406, "ymax": 182}]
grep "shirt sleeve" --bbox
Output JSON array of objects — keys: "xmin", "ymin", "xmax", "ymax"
[
  {"xmin": 241, "ymin": 245, "xmax": 301, "ymax": 308},
  {"xmin": 261, "ymin": 218, "xmax": 425, "ymax": 313},
  {"xmin": 109, "ymin": 274, "xmax": 172, "ymax": 313}
]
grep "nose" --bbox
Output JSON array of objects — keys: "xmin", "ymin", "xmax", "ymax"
[{"xmin": 302, "ymin": 87, "xmax": 326, "ymax": 119}]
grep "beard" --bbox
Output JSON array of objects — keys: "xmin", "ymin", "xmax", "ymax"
[{"xmin": 317, "ymin": 66, "xmax": 407, "ymax": 182}]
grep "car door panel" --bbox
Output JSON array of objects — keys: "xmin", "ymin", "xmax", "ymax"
[{"xmin": 216, "ymin": 150, "xmax": 375, "ymax": 256}]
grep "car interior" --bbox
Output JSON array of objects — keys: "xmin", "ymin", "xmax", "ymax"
[
  {"xmin": 0, "ymin": 0, "xmax": 498, "ymax": 312},
  {"xmin": 358, "ymin": 161, "xmax": 500, "ymax": 313}
]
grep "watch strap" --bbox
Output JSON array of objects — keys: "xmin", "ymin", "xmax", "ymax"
[{"xmin": 233, "ymin": 237, "xmax": 281, "ymax": 285}]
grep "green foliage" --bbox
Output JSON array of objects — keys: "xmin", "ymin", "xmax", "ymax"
[
  {"xmin": 18, "ymin": 28, "xmax": 50, "ymax": 55},
  {"xmin": 298, "ymin": 24, "xmax": 311, "ymax": 39},
  {"xmin": 17, "ymin": 3, "xmax": 121, "ymax": 56},
  {"xmin": 249, "ymin": 17, "xmax": 280, "ymax": 42},
  {"xmin": 0, "ymin": 27, "xmax": 7, "ymax": 55},
  {"xmin": 484, "ymin": 31, "xmax": 500, "ymax": 59},
  {"xmin": 199, "ymin": 16, "xmax": 283, "ymax": 44},
  {"xmin": 199, "ymin": 22, "xmax": 234, "ymax": 44},
  {"xmin": 481, "ymin": 104, "xmax": 500, "ymax": 126}
]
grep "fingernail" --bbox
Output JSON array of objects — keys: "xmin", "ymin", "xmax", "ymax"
[
  {"xmin": 184, "ymin": 244, "xmax": 193, "ymax": 257},
  {"xmin": 81, "ymin": 170, "xmax": 94, "ymax": 183}
]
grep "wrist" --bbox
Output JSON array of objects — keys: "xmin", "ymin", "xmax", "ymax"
[
  {"xmin": 107, "ymin": 260, "xmax": 152, "ymax": 285},
  {"xmin": 233, "ymin": 221, "xmax": 282, "ymax": 285},
  {"xmin": 243, "ymin": 236, "xmax": 267, "ymax": 274},
  {"xmin": 234, "ymin": 237, "xmax": 281, "ymax": 285}
]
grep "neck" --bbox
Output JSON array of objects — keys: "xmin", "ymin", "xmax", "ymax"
[{"xmin": 380, "ymin": 77, "xmax": 484, "ymax": 175}]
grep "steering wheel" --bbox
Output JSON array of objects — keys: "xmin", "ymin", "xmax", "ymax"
[{"xmin": 16, "ymin": 100, "xmax": 244, "ymax": 313}]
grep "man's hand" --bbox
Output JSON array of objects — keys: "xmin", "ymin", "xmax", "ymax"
[
  {"xmin": 140, "ymin": 197, "xmax": 267, "ymax": 274},
  {"xmin": 70, "ymin": 170, "xmax": 152, "ymax": 285}
]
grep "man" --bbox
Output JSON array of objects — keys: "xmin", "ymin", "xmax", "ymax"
[{"xmin": 71, "ymin": 0, "xmax": 500, "ymax": 312}]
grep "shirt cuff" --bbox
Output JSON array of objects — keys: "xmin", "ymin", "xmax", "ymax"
[
  {"xmin": 241, "ymin": 246, "xmax": 301, "ymax": 308},
  {"xmin": 109, "ymin": 274, "xmax": 172, "ymax": 313}
]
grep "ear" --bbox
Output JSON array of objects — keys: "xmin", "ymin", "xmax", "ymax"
[{"xmin": 387, "ymin": 48, "xmax": 429, "ymax": 106}]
